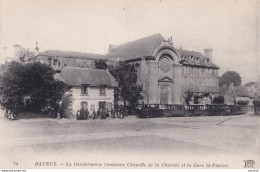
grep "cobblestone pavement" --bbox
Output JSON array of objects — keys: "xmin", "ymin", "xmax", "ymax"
[{"xmin": 0, "ymin": 113, "xmax": 259, "ymax": 168}]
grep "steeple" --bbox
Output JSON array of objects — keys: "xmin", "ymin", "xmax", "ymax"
[{"xmin": 34, "ymin": 42, "xmax": 39, "ymax": 56}]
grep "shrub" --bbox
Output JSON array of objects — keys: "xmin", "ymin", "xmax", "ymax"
[
  {"xmin": 237, "ymin": 100, "xmax": 249, "ymax": 105},
  {"xmin": 59, "ymin": 94, "xmax": 73, "ymax": 118},
  {"xmin": 212, "ymin": 96, "xmax": 224, "ymax": 104}
]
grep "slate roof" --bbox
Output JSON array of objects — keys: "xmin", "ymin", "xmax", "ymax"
[
  {"xmin": 219, "ymin": 86, "xmax": 251, "ymax": 97},
  {"xmin": 39, "ymin": 50, "xmax": 104, "ymax": 60},
  {"xmin": 177, "ymin": 49, "xmax": 219, "ymax": 68},
  {"xmin": 105, "ymin": 33, "xmax": 165, "ymax": 61},
  {"xmin": 54, "ymin": 67, "xmax": 118, "ymax": 87},
  {"xmin": 105, "ymin": 33, "xmax": 219, "ymax": 68}
]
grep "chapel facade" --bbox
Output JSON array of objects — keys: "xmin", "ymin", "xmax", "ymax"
[{"xmin": 105, "ymin": 33, "xmax": 220, "ymax": 104}]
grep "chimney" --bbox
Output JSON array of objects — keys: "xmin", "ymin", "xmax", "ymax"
[
  {"xmin": 34, "ymin": 42, "xmax": 39, "ymax": 56},
  {"xmin": 204, "ymin": 48, "xmax": 213, "ymax": 62},
  {"xmin": 14, "ymin": 44, "xmax": 21, "ymax": 59},
  {"xmin": 108, "ymin": 44, "xmax": 114, "ymax": 52}
]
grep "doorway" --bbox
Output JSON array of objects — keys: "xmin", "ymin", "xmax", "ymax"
[{"xmin": 160, "ymin": 87, "xmax": 169, "ymax": 104}]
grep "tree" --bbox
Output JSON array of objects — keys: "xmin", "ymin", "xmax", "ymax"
[
  {"xmin": 95, "ymin": 59, "xmax": 108, "ymax": 69},
  {"xmin": 109, "ymin": 62, "xmax": 142, "ymax": 113},
  {"xmin": 0, "ymin": 61, "xmax": 67, "ymax": 112},
  {"xmin": 184, "ymin": 91, "xmax": 193, "ymax": 105},
  {"xmin": 219, "ymin": 71, "xmax": 242, "ymax": 87}
]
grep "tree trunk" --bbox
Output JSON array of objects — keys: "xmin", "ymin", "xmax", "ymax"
[{"xmin": 123, "ymin": 99, "xmax": 126, "ymax": 111}]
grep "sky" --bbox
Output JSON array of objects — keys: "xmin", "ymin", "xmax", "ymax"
[{"xmin": 0, "ymin": 0, "xmax": 259, "ymax": 84}]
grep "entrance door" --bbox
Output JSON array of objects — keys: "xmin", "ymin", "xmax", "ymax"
[{"xmin": 160, "ymin": 87, "xmax": 168, "ymax": 104}]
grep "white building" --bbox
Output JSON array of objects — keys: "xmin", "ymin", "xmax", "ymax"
[{"xmin": 55, "ymin": 67, "xmax": 118, "ymax": 115}]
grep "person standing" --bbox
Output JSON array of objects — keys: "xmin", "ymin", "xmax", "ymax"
[{"xmin": 80, "ymin": 105, "xmax": 89, "ymax": 120}]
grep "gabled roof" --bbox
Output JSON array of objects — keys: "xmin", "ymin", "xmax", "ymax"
[
  {"xmin": 219, "ymin": 86, "xmax": 251, "ymax": 97},
  {"xmin": 39, "ymin": 50, "xmax": 104, "ymax": 60},
  {"xmin": 234, "ymin": 86, "xmax": 251, "ymax": 97},
  {"xmin": 105, "ymin": 33, "xmax": 219, "ymax": 68},
  {"xmin": 105, "ymin": 33, "xmax": 165, "ymax": 61},
  {"xmin": 54, "ymin": 67, "xmax": 118, "ymax": 87}
]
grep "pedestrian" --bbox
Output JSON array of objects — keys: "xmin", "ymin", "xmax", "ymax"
[
  {"xmin": 97, "ymin": 108, "xmax": 101, "ymax": 119},
  {"xmin": 80, "ymin": 106, "xmax": 89, "ymax": 120},
  {"xmin": 181, "ymin": 96, "xmax": 187, "ymax": 114},
  {"xmin": 111, "ymin": 109, "xmax": 116, "ymax": 118},
  {"xmin": 76, "ymin": 110, "xmax": 81, "ymax": 120},
  {"xmin": 101, "ymin": 108, "xmax": 106, "ymax": 119},
  {"xmin": 92, "ymin": 110, "xmax": 96, "ymax": 119}
]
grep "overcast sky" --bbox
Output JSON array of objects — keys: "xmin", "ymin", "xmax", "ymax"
[{"xmin": 1, "ymin": 0, "xmax": 259, "ymax": 84}]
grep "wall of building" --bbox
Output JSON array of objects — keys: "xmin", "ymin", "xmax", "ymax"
[
  {"xmin": 173, "ymin": 64, "xmax": 183, "ymax": 104},
  {"xmin": 181, "ymin": 65, "xmax": 219, "ymax": 95},
  {"xmin": 133, "ymin": 60, "xmax": 219, "ymax": 104},
  {"xmin": 70, "ymin": 86, "xmax": 115, "ymax": 115},
  {"xmin": 147, "ymin": 61, "xmax": 159, "ymax": 104}
]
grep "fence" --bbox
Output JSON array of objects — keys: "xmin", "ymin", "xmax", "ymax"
[{"xmin": 136, "ymin": 104, "xmax": 251, "ymax": 118}]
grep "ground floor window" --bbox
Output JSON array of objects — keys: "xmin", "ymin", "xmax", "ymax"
[
  {"xmin": 81, "ymin": 101, "xmax": 88, "ymax": 109},
  {"xmin": 99, "ymin": 101, "xmax": 106, "ymax": 109}
]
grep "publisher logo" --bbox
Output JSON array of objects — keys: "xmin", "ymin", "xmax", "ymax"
[{"xmin": 244, "ymin": 160, "xmax": 255, "ymax": 168}]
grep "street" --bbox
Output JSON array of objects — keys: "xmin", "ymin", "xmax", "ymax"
[{"xmin": 0, "ymin": 113, "xmax": 259, "ymax": 168}]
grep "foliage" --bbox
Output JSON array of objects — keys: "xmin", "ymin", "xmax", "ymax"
[
  {"xmin": 193, "ymin": 95, "xmax": 200, "ymax": 104},
  {"xmin": 212, "ymin": 96, "xmax": 224, "ymax": 104},
  {"xmin": 237, "ymin": 100, "xmax": 249, "ymax": 105},
  {"xmin": 184, "ymin": 91, "xmax": 193, "ymax": 105},
  {"xmin": 109, "ymin": 62, "xmax": 143, "ymax": 113},
  {"xmin": 94, "ymin": 59, "xmax": 108, "ymax": 69},
  {"xmin": 219, "ymin": 71, "xmax": 242, "ymax": 87},
  {"xmin": 203, "ymin": 92, "xmax": 210, "ymax": 97},
  {"xmin": 59, "ymin": 93, "xmax": 73, "ymax": 118},
  {"xmin": 0, "ymin": 61, "xmax": 67, "ymax": 112}
]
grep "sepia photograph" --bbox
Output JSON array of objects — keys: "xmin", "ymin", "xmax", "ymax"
[{"xmin": 0, "ymin": 0, "xmax": 259, "ymax": 170}]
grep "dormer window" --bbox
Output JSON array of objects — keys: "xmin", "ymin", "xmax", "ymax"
[
  {"xmin": 205, "ymin": 58, "xmax": 210, "ymax": 66},
  {"xmin": 190, "ymin": 56, "xmax": 194, "ymax": 63},
  {"xmin": 81, "ymin": 85, "xmax": 89, "ymax": 95},
  {"xmin": 181, "ymin": 56, "xmax": 187, "ymax": 62},
  {"xmin": 195, "ymin": 57, "xmax": 200, "ymax": 64}
]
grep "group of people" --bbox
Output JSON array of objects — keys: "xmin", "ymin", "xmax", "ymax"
[{"xmin": 76, "ymin": 106, "xmax": 126, "ymax": 120}]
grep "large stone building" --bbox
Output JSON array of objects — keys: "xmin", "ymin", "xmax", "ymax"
[
  {"xmin": 13, "ymin": 33, "xmax": 220, "ymax": 106},
  {"xmin": 12, "ymin": 43, "xmax": 116, "ymax": 70},
  {"xmin": 106, "ymin": 33, "xmax": 220, "ymax": 104}
]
